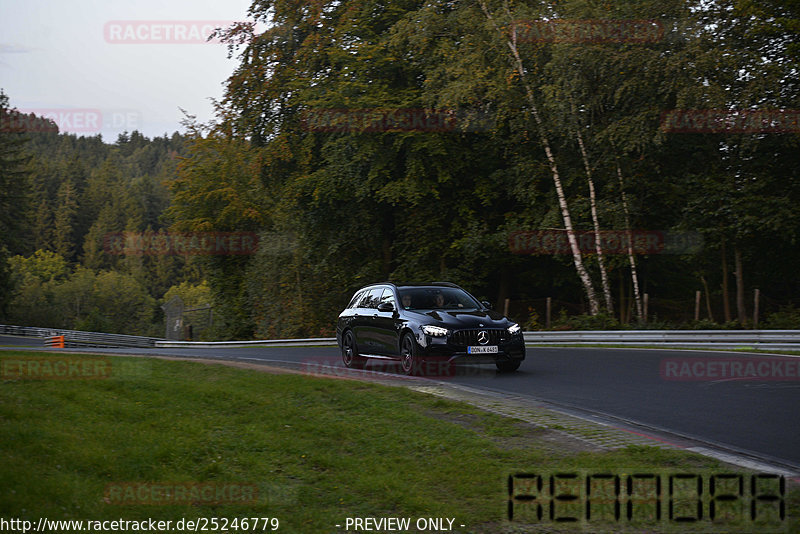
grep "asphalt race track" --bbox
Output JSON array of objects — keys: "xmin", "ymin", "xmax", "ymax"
[{"xmin": 2, "ymin": 336, "xmax": 799, "ymax": 471}]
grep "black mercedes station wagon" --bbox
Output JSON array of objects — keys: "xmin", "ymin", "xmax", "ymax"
[{"xmin": 336, "ymin": 282, "xmax": 525, "ymax": 375}]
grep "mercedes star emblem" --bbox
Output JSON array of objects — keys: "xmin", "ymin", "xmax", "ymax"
[{"xmin": 477, "ymin": 330, "xmax": 489, "ymax": 345}]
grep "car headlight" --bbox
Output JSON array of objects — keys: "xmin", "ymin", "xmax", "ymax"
[
  {"xmin": 422, "ymin": 325, "xmax": 449, "ymax": 337},
  {"xmin": 507, "ymin": 323, "xmax": 521, "ymax": 335}
]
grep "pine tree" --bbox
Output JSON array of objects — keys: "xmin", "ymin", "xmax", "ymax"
[{"xmin": 0, "ymin": 90, "xmax": 33, "ymax": 317}]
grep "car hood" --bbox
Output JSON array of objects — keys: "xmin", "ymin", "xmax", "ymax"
[{"xmin": 414, "ymin": 309, "xmax": 511, "ymax": 328}]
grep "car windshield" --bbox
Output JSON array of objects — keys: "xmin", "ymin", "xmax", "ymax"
[{"xmin": 397, "ymin": 287, "xmax": 480, "ymax": 311}]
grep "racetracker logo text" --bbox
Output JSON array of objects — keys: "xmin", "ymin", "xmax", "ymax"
[
  {"xmin": 301, "ymin": 357, "xmax": 495, "ymax": 380},
  {"xmin": 508, "ymin": 230, "xmax": 703, "ymax": 255},
  {"xmin": 660, "ymin": 357, "xmax": 800, "ymax": 381},
  {"xmin": 0, "ymin": 108, "xmax": 143, "ymax": 134},
  {"xmin": 661, "ymin": 109, "xmax": 800, "ymax": 134},
  {"xmin": 103, "ymin": 232, "xmax": 259, "ymax": 256},
  {"xmin": 1, "ymin": 357, "xmax": 111, "ymax": 380},
  {"xmin": 511, "ymin": 19, "xmax": 664, "ymax": 43},
  {"xmin": 104, "ymin": 21, "xmax": 240, "ymax": 44},
  {"xmin": 104, "ymin": 482, "xmax": 258, "ymax": 505},
  {"xmin": 300, "ymin": 108, "xmax": 495, "ymax": 133}
]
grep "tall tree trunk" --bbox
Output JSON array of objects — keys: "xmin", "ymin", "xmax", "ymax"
[
  {"xmin": 496, "ymin": 264, "xmax": 509, "ymax": 311},
  {"xmin": 381, "ymin": 236, "xmax": 392, "ymax": 280},
  {"xmin": 381, "ymin": 212, "xmax": 394, "ymax": 279},
  {"xmin": 615, "ymin": 162, "xmax": 643, "ymax": 321},
  {"xmin": 618, "ymin": 268, "xmax": 627, "ymax": 324},
  {"xmin": 575, "ymin": 126, "xmax": 613, "ymax": 315},
  {"xmin": 734, "ymin": 247, "xmax": 746, "ymax": 325},
  {"xmin": 721, "ymin": 236, "xmax": 731, "ymax": 322},
  {"xmin": 479, "ymin": 0, "xmax": 599, "ymax": 314},
  {"xmin": 700, "ymin": 275, "xmax": 715, "ymax": 322}
]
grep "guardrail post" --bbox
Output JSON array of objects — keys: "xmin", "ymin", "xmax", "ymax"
[
  {"xmin": 546, "ymin": 297, "xmax": 552, "ymax": 330},
  {"xmin": 754, "ymin": 288, "xmax": 760, "ymax": 328},
  {"xmin": 643, "ymin": 293, "xmax": 649, "ymax": 323},
  {"xmin": 694, "ymin": 290, "xmax": 701, "ymax": 321}
]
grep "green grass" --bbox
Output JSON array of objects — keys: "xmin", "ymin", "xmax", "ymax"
[{"xmin": 0, "ymin": 350, "xmax": 797, "ymax": 533}]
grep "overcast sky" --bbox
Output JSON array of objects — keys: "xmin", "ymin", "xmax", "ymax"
[{"xmin": 0, "ymin": 0, "xmax": 256, "ymax": 141}]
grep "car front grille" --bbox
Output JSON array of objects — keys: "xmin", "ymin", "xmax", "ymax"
[{"xmin": 450, "ymin": 328, "xmax": 506, "ymax": 347}]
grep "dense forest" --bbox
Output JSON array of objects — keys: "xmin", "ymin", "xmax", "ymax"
[
  {"xmin": 2, "ymin": 0, "xmax": 800, "ymax": 339},
  {"xmin": 0, "ymin": 97, "xmax": 212, "ymax": 337}
]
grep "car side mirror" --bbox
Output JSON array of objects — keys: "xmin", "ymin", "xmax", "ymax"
[
  {"xmin": 377, "ymin": 302, "xmax": 394, "ymax": 312},
  {"xmin": 481, "ymin": 300, "xmax": 492, "ymax": 310}
]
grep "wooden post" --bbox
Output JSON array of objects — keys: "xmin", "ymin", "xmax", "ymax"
[
  {"xmin": 695, "ymin": 290, "xmax": 701, "ymax": 321},
  {"xmin": 546, "ymin": 297, "xmax": 552, "ymax": 330},
  {"xmin": 753, "ymin": 288, "xmax": 760, "ymax": 328},
  {"xmin": 700, "ymin": 275, "xmax": 715, "ymax": 322},
  {"xmin": 503, "ymin": 298, "xmax": 510, "ymax": 317},
  {"xmin": 643, "ymin": 293, "xmax": 649, "ymax": 324}
]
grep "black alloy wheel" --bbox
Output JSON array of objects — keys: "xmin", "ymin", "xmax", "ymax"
[
  {"xmin": 400, "ymin": 333, "xmax": 420, "ymax": 376},
  {"xmin": 341, "ymin": 330, "xmax": 363, "ymax": 368}
]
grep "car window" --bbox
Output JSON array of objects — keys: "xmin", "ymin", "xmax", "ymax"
[
  {"xmin": 378, "ymin": 288, "xmax": 396, "ymax": 308},
  {"xmin": 397, "ymin": 287, "xmax": 479, "ymax": 310},
  {"xmin": 355, "ymin": 290, "xmax": 371, "ymax": 309},
  {"xmin": 358, "ymin": 287, "xmax": 384, "ymax": 309},
  {"xmin": 347, "ymin": 290, "xmax": 366, "ymax": 309}
]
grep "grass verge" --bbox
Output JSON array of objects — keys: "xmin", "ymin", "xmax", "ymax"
[{"xmin": 0, "ymin": 350, "xmax": 797, "ymax": 533}]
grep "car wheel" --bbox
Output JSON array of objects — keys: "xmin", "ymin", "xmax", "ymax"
[
  {"xmin": 400, "ymin": 333, "xmax": 421, "ymax": 376},
  {"xmin": 496, "ymin": 360, "xmax": 521, "ymax": 373},
  {"xmin": 341, "ymin": 330, "xmax": 363, "ymax": 369}
]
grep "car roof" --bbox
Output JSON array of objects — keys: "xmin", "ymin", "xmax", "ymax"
[
  {"xmin": 355, "ymin": 281, "xmax": 461, "ymax": 292},
  {"xmin": 396, "ymin": 282, "xmax": 460, "ymax": 289}
]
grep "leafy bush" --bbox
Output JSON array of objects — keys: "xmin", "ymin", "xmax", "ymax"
[
  {"xmin": 551, "ymin": 312, "xmax": 622, "ymax": 331},
  {"xmin": 763, "ymin": 306, "xmax": 800, "ymax": 329},
  {"xmin": 522, "ymin": 306, "xmax": 541, "ymax": 330},
  {"xmin": 7, "ymin": 251, "xmax": 158, "ymax": 335}
]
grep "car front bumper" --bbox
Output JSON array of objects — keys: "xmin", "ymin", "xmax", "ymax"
[{"xmin": 416, "ymin": 332, "xmax": 526, "ymax": 365}]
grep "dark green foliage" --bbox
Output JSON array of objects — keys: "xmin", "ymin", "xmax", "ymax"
[
  {"xmin": 1, "ymin": 92, "xmax": 200, "ymax": 334},
  {"xmin": 160, "ymin": 0, "xmax": 800, "ymax": 337}
]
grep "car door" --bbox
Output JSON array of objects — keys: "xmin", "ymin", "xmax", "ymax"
[
  {"xmin": 372, "ymin": 287, "xmax": 401, "ymax": 356},
  {"xmin": 353, "ymin": 287, "xmax": 383, "ymax": 353}
]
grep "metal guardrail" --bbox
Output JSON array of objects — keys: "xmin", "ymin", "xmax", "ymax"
[
  {"xmin": 522, "ymin": 330, "xmax": 800, "ymax": 350},
  {"xmin": 0, "ymin": 324, "xmax": 160, "ymax": 348},
  {"xmin": 154, "ymin": 338, "xmax": 336, "ymax": 348},
  {"xmin": 4, "ymin": 324, "xmax": 800, "ymax": 350},
  {"xmin": 156, "ymin": 329, "xmax": 800, "ymax": 349},
  {"xmin": 0, "ymin": 325, "xmax": 59, "ymax": 338}
]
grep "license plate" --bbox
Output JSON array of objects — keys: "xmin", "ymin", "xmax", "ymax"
[{"xmin": 467, "ymin": 345, "xmax": 498, "ymax": 354}]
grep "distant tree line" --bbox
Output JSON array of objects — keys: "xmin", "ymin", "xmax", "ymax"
[{"xmin": 0, "ymin": 92, "xmax": 210, "ymax": 336}]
